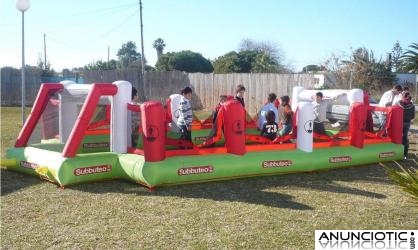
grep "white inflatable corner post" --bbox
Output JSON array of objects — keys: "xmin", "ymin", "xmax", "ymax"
[
  {"xmin": 347, "ymin": 88, "xmax": 364, "ymax": 105},
  {"xmin": 291, "ymin": 86, "xmax": 305, "ymax": 112},
  {"xmin": 111, "ymin": 81, "xmax": 132, "ymax": 153},
  {"xmin": 296, "ymin": 102, "xmax": 314, "ymax": 152},
  {"xmin": 59, "ymin": 80, "xmax": 91, "ymax": 143},
  {"xmin": 168, "ymin": 94, "xmax": 182, "ymax": 132}
]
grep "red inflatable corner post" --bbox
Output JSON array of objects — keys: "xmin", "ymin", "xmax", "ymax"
[
  {"xmin": 141, "ymin": 101, "xmax": 166, "ymax": 162},
  {"xmin": 349, "ymin": 102, "xmax": 367, "ymax": 148},
  {"xmin": 222, "ymin": 100, "xmax": 246, "ymax": 155},
  {"xmin": 387, "ymin": 106, "xmax": 403, "ymax": 144}
]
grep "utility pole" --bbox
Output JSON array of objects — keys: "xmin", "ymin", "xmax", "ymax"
[
  {"xmin": 107, "ymin": 46, "xmax": 110, "ymax": 64},
  {"xmin": 44, "ymin": 33, "xmax": 47, "ymax": 70},
  {"xmin": 139, "ymin": 0, "xmax": 146, "ymax": 100}
]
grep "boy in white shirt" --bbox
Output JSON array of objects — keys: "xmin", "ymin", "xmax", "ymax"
[{"xmin": 176, "ymin": 86, "xmax": 193, "ymax": 142}]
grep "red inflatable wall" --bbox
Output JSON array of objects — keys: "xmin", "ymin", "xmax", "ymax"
[
  {"xmin": 349, "ymin": 102, "xmax": 367, "ymax": 148},
  {"xmin": 141, "ymin": 101, "xmax": 166, "ymax": 161},
  {"xmin": 388, "ymin": 106, "xmax": 403, "ymax": 144},
  {"xmin": 222, "ymin": 100, "xmax": 246, "ymax": 155}
]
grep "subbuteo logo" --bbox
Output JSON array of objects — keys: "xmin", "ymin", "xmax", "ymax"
[
  {"xmin": 74, "ymin": 165, "xmax": 112, "ymax": 176},
  {"xmin": 262, "ymin": 160, "xmax": 293, "ymax": 168},
  {"xmin": 178, "ymin": 166, "xmax": 214, "ymax": 175},
  {"xmin": 329, "ymin": 156, "xmax": 352, "ymax": 163},
  {"xmin": 20, "ymin": 161, "xmax": 38, "ymax": 169},
  {"xmin": 194, "ymin": 136, "xmax": 208, "ymax": 142},
  {"xmin": 83, "ymin": 142, "xmax": 109, "ymax": 148},
  {"xmin": 379, "ymin": 152, "xmax": 395, "ymax": 158}
]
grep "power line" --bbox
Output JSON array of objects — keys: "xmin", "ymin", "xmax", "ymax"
[
  {"xmin": 94, "ymin": 9, "xmax": 139, "ymax": 40},
  {"xmin": 44, "ymin": 6, "xmax": 137, "ymax": 35},
  {"xmin": 37, "ymin": 3, "xmax": 137, "ymax": 23}
]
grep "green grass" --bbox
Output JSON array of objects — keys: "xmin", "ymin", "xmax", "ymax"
[{"xmin": 1, "ymin": 107, "xmax": 418, "ymax": 249}]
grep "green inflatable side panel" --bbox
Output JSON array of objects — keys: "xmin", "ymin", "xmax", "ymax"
[{"xmin": 5, "ymin": 143, "xmax": 403, "ymax": 188}]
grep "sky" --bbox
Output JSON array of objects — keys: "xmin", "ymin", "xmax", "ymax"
[{"xmin": 1, "ymin": 0, "xmax": 417, "ymax": 72}]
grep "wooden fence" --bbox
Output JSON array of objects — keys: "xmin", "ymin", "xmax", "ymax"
[
  {"xmin": 2, "ymin": 68, "xmax": 315, "ymax": 117},
  {"xmin": 1, "ymin": 67, "xmax": 43, "ymax": 106},
  {"xmin": 85, "ymin": 70, "xmax": 315, "ymax": 116}
]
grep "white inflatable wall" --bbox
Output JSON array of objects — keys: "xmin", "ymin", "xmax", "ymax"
[
  {"xmin": 59, "ymin": 81, "xmax": 91, "ymax": 143},
  {"xmin": 58, "ymin": 80, "xmax": 132, "ymax": 153},
  {"xmin": 291, "ymin": 86, "xmax": 365, "ymax": 152},
  {"xmin": 296, "ymin": 102, "xmax": 314, "ymax": 152},
  {"xmin": 168, "ymin": 94, "xmax": 182, "ymax": 132},
  {"xmin": 111, "ymin": 81, "xmax": 131, "ymax": 153}
]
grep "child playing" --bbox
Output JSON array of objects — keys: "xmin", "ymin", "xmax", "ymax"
[
  {"xmin": 213, "ymin": 95, "xmax": 227, "ymax": 123},
  {"xmin": 176, "ymin": 86, "xmax": 193, "ymax": 142},
  {"xmin": 131, "ymin": 87, "xmax": 141, "ymax": 147},
  {"xmin": 396, "ymin": 91, "xmax": 415, "ymax": 159},
  {"xmin": 260, "ymin": 110, "xmax": 279, "ymax": 140},
  {"xmin": 278, "ymin": 95, "xmax": 293, "ymax": 136}
]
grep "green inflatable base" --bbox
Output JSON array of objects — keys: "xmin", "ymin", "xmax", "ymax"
[{"xmin": 5, "ymin": 142, "xmax": 403, "ymax": 188}]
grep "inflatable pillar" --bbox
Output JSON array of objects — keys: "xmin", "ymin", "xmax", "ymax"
[
  {"xmin": 388, "ymin": 106, "xmax": 403, "ymax": 144},
  {"xmin": 348, "ymin": 89, "xmax": 365, "ymax": 148},
  {"xmin": 111, "ymin": 81, "xmax": 131, "ymax": 153},
  {"xmin": 349, "ymin": 103, "xmax": 367, "ymax": 148},
  {"xmin": 296, "ymin": 102, "xmax": 314, "ymax": 152},
  {"xmin": 347, "ymin": 89, "xmax": 364, "ymax": 105},
  {"xmin": 291, "ymin": 86, "xmax": 305, "ymax": 112},
  {"xmin": 141, "ymin": 101, "xmax": 166, "ymax": 161},
  {"xmin": 223, "ymin": 100, "xmax": 246, "ymax": 155}
]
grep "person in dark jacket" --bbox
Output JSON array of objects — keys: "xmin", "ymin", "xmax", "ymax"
[
  {"xmin": 212, "ymin": 95, "xmax": 227, "ymax": 123},
  {"xmin": 396, "ymin": 91, "xmax": 415, "ymax": 159},
  {"xmin": 260, "ymin": 110, "xmax": 278, "ymax": 140},
  {"xmin": 234, "ymin": 84, "xmax": 246, "ymax": 107}
]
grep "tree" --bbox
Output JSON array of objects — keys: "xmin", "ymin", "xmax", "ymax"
[
  {"xmin": 239, "ymin": 38, "xmax": 282, "ymax": 62},
  {"xmin": 301, "ymin": 64, "xmax": 326, "ymax": 73},
  {"xmin": 212, "ymin": 51, "xmax": 242, "ymax": 73},
  {"xmin": 36, "ymin": 53, "xmax": 55, "ymax": 77},
  {"xmin": 153, "ymin": 38, "xmax": 166, "ymax": 58},
  {"xmin": 116, "ymin": 41, "xmax": 141, "ymax": 69},
  {"xmin": 213, "ymin": 50, "xmax": 285, "ymax": 73},
  {"xmin": 155, "ymin": 50, "xmax": 213, "ymax": 73},
  {"xmin": 390, "ymin": 41, "xmax": 403, "ymax": 72},
  {"xmin": 84, "ymin": 60, "xmax": 117, "ymax": 70},
  {"xmin": 400, "ymin": 42, "xmax": 418, "ymax": 73},
  {"xmin": 324, "ymin": 47, "xmax": 394, "ymax": 92}
]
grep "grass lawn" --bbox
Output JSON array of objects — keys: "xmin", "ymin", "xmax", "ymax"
[{"xmin": 1, "ymin": 107, "xmax": 418, "ymax": 249}]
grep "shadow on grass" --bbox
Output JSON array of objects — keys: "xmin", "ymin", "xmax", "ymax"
[
  {"xmin": 4, "ymin": 162, "xmax": 416, "ymax": 209},
  {"xmin": 1, "ymin": 168, "xmax": 43, "ymax": 196},
  {"xmin": 70, "ymin": 164, "xmax": 403, "ymax": 209}
]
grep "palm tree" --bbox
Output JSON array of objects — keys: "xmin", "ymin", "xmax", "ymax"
[
  {"xmin": 153, "ymin": 38, "xmax": 166, "ymax": 58},
  {"xmin": 400, "ymin": 42, "xmax": 418, "ymax": 73}
]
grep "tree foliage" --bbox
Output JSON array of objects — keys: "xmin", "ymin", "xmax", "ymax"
[
  {"xmin": 323, "ymin": 47, "xmax": 394, "ymax": 92},
  {"xmin": 239, "ymin": 38, "xmax": 282, "ymax": 62},
  {"xmin": 301, "ymin": 64, "xmax": 326, "ymax": 73},
  {"xmin": 155, "ymin": 50, "xmax": 213, "ymax": 73},
  {"xmin": 400, "ymin": 42, "xmax": 418, "ymax": 73},
  {"xmin": 116, "ymin": 41, "xmax": 142, "ymax": 69},
  {"xmin": 36, "ymin": 53, "xmax": 56, "ymax": 77},
  {"xmin": 390, "ymin": 41, "xmax": 403, "ymax": 72},
  {"xmin": 84, "ymin": 60, "xmax": 117, "ymax": 70},
  {"xmin": 153, "ymin": 38, "xmax": 166, "ymax": 58},
  {"xmin": 213, "ymin": 50, "xmax": 285, "ymax": 73}
]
